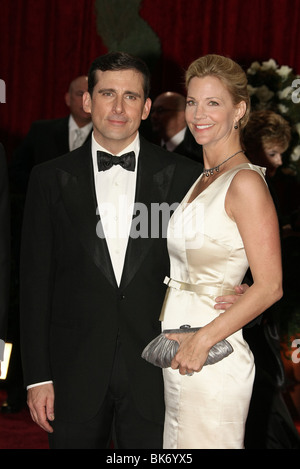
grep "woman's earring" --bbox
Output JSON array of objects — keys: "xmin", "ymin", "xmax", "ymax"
[{"xmin": 234, "ymin": 123, "xmax": 239, "ymax": 130}]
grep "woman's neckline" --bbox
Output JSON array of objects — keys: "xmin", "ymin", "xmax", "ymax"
[{"xmin": 186, "ymin": 162, "xmax": 255, "ymax": 205}]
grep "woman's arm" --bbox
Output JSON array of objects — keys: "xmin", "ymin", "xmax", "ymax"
[{"xmin": 169, "ymin": 169, "xmax": 283, "ymax": 375}]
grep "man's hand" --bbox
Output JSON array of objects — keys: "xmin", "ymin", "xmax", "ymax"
[
  {"xmin": 27, "ymin": 383, "xmax": 55, "ymax": 433},
  {"xmin": 214, "ymin": 283, "xmax": 249, "ymax": 310}
]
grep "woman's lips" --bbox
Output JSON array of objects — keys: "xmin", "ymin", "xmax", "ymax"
[{"xmin": 194, "ymin": 123, "xmax": 214, "ymax": 130}]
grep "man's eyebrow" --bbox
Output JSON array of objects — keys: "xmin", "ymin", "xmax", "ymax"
[
  {"xmin": 98, "ymin": 88, "xmax": 115, "ymax": 94},
  {"xmin": 98, "ymin": 88, "xmax": 142, "ymax": 98},
  {"xmin": 125, "ymin": 91, "xmax": 142, "ymax": 98}
]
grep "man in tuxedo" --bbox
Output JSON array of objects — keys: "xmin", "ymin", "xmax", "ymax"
[
  {"xmin": 20, "ymin": 52, "xmax": 202, "ymax": 449},
  {"xmin": 150, "ymin": 91, "xmax": 202, "ymax": 163},
  {"xmin": 10, "ymin": 75, "xmax": 93, "ymax": 193},
  {"xmin": 0, "ymin": 143, "xmax": 10, "ymax": 377},
  {"xmin": 6, "ymin": 77, "xmax": 92, "ymax": 412}
]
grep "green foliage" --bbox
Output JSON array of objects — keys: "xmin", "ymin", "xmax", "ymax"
[{"xmin": 94, "ymin": 0, "xmax": 161, "ymax": 70}]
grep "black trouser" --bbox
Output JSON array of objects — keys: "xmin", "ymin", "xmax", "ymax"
[{"xmin": 48, "ymin": 340, "xmax": 163, "ymax": 449}]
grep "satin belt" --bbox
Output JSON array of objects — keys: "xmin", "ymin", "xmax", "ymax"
[
  {"xmin": 163, "ymin": 276, "xmax": 235, "ymax": 296},
  {"xmin": 159, "ymin": 277, "xmax": 236, "ymax": 321}
]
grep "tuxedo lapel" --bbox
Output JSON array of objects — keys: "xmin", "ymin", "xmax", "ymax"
[
  {"xmin": 56, "ymin": 145, "xmax": 117, "ymax": 288},
  {"xmin": 56, "ymin": 141, "xmax": 178, "ymax": 291},
  {"xmin": 120, "ymin": 140, "xmax": 177, "ymax": 289}
]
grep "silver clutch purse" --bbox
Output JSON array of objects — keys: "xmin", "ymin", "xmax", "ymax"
[{"xmin": 142, "ymin": 325, "xmax": 233, "ymax": 368}]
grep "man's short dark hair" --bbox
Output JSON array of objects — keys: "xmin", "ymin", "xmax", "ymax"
[{"xmin": 88, "ymin": 51, "xmax": 151, "ymax": 101}]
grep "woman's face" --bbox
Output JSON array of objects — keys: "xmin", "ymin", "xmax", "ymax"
[
  {"xmin": 262, "ymin": 143, "xmax": 284, "ymax": 177},
  {"xmin": 185, "ymin": 75, "xmax": 245, "ymax": 147}
]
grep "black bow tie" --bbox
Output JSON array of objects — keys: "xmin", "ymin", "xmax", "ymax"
[{"xmin": 97, "ymin": 151, "xmax": 136, "ymax": 172}]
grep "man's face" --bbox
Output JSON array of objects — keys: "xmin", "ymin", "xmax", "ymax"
[
  {"xmin": 150, "ymin": 94, "xmax": 186, "ymax": 140},
  {"xmin": 65, "ymin": 76, "xmax": 91, "ymax": 126},
  {"xmin": 83, "ymin": 69, "xmax": 151, "ymax": 153}
]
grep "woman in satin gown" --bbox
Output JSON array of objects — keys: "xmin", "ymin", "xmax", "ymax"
[{"xmin": 160, "ymin": 55, "xmax": 283, "ymax": 449}]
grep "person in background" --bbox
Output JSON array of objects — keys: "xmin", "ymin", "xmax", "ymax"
[
  {"xmin": 242, "ymin": 109, "xmax": 299, "ymax": 234},
  {"xmin": 242, "ymin": 109, "xmax": 291, "ymax": 178},
  {"xmin": 158, "ymin": 54, "xmax": 282, "ymax": 449},
  {"xmin": 242, "ymin": 109, "xmax": 300, "ymax": 449},
  {"xmin": 3, "ymin": 77, "xmax": 92, "ymax": 412},
  {"xmin": 10, "ymin": 75, "xmax": 93, "ymax": 193},
  {"xmin": 150, "ymin": 91, "xmax": 202, "ymax": 163},
  {"xmin": 0, "ymin": 143, "xmax": 10, "ymax": 378}
]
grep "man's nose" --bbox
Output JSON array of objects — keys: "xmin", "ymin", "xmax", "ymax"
[{"xmin": 112, "ymin": 96, "xmax": 124, "ymax": 113}]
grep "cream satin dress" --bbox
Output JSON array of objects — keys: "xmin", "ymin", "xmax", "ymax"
[{"xmin": 161, "ymin": 163, "xmax": 266, "ymax": 449}]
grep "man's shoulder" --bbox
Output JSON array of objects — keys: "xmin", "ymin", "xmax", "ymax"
[
  {"xmin": 29, "ymin": 116, "xmax": 69, "ymax": 133},
  {"xmin": 31, "ymin": 143, "xmax": 89, "ymax": 177}
]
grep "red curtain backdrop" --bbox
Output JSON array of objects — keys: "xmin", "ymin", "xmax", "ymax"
[{"xmin": 0, "ymin": 0, "xmax": 299, "ymax": 158}]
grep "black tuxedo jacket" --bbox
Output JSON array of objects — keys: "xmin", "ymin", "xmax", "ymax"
[
  {"xmin": 174, "ymin": 128, "xmax": 203, "ymax": 164},
  {"xmin": 20, "ymin": 137, "xmax": 201, "ymax": 424},
  {"xmin": 10, "ymin": 116, "xmax": 92, "ymax": 193},
  {"xmin": 0, "ymin": 143, "xmax": 10, "ymax": 343}
]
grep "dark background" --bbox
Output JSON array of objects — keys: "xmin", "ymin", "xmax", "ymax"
[{"xmin": 0, "ymin": 0, "xmax": 299, "ymax": 157}]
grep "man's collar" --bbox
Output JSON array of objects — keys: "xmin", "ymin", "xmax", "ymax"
[
  {"xmin": 162, "ymin": 127, "xmax": 186, "ymax": 152},
  {"xmin": 69, "ymin": 114, "xmax": 93, "ymax": 132}
]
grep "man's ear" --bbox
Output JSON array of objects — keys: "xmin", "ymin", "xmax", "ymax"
[
  {"xmin": 65, "ymin": 92, "xmax": 71, "ymax": 108},
  {"xmin": 83, "ymin": 91, "xmax": 92, "ymax": 113},
  {"xmin": 142, "ymin": 97, "xmax": 152, "ymax": 120}
]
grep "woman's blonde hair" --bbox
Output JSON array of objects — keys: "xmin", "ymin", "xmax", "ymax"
[{"xmin": 185, "ymin": 54, "xmax": 250, "ymax": 129}]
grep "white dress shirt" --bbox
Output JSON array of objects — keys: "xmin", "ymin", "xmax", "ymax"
[
  {"xmin": 68, "ymin": 115, "xmax": 93, "ymax": 151},
  {"xmin": 161, "ymin": 126, "xmax": 186, "ymax": 152},
  {"xmin": 0, "ymin": 340, "xmax": 4, "ymax": 361},
  {"xmin": 92, "ymin": 133, "xmax": 139, "ymax": 285},
  {"xmin": 27, "ymin": 132, "xmax": 140, "ymax": 389}
]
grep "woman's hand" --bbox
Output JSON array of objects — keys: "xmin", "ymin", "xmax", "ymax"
[
  {"xmin": 165, "ymin": 330, "xmax": 210, "ymax": 375},
  {"xmin": 165, "ymin": 283, "xmax": 250, "ymax": 375}
]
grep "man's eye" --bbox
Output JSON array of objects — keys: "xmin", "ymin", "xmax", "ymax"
[
  {"xmin": 100, "ymin": 92, "xmax": 113, "ymax": 97},
  {"xmin": 126, "ymin": 95, "xmax": 137, "ymax": 100}
]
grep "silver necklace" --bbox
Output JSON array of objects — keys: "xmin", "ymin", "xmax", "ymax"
[{"xmin": 203, "ymin": 150, "xmax": 245, "ymax": 177}]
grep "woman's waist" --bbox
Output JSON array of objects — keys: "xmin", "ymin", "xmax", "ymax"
[{"xmin": 163, "ymin": 276, "xmax": 235, "ymax": 297}]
